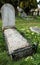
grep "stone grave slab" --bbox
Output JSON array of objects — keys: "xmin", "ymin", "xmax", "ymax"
[
  {"xmin": 17, "ymin": 6, "xmax": 27, "ymax": 18},
  {"xmin": 4, "ymin": 28, "xmax": 29, "ymax": 54},
  {"xmin": 30, "ymin": 26, "xmax": 40, "ymax": 34}
]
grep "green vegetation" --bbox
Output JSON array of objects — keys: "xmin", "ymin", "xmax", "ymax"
[{"xmin": 0, "ymin": 17, "xmax": 40, "ymax": 65}]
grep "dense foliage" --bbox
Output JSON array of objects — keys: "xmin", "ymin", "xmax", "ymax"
[
  {"xmin": 20, "ymin": 0, "xmax": 37, "ymax": 14},
  {"xmin": 0, "ymin": 0, "xmax": 37, "ymax": 13}
]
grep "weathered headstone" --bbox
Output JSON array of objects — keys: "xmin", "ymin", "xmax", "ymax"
[
  {"xmin": 21, "ymin": 12, "xmax": 27, "ymax": 18},
  {"xmin": 1, "ymin": 4, "xmax": 15, "ymax": 30},
  {"xmin": 1, "ymin": 4, "xmax": 29, "ymax": 55},
  {"xmin": 17, "ymin": 6, "xmax": 27, "ymax": 18},
  {"xmin": 30, "ymin": 26, "xmax": 40, "ymax": 34}
]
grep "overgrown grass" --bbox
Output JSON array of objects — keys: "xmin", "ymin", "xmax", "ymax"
[{"xmin": 0, "ymin": 16, "xmax": 40, "ymax": 65}]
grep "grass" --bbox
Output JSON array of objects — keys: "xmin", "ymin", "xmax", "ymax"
[{"xmin": 0, "ymin": 16, "xmax": 40, "ymax": 65}]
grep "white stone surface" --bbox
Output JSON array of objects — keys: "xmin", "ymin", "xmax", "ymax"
[
  {"xmin": 30, "ymin": 27, "xmax": 40, "ymax": 34},
  {"xmin": 4, "ymin": 29, "xmax": 29, "ymax": 54},
  {"xmin": 1, "ymin": 4, "xmax": 15, "ymax": 29}
]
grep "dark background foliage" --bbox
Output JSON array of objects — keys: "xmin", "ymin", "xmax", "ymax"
[{"xmin": 0, "ymin": 0, "xmax": 37, "ymax": 9}]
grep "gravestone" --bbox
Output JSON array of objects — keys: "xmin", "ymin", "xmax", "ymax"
[
  {"xmin": 1, "ymin": 4, "xmax": 29, "ymax": 55},
  {"xmin": 1, "ymin": 4, "xmax": 15, "ymax": 30},
  {"xmin": 17, "ymin": 6, "xmax": 27, "ymax": 18},
  {"xmin": 30, "ymin": 26, "xmax": 40, "ymax": 34},
  {"xmin": 21, "ymin": 11, "xmax": 27, "ymax": 18}
]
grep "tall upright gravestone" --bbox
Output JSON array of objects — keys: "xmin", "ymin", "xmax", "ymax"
[{"xmin": 1, "ymin": 4, "xmax": 15, "ymax": 30}]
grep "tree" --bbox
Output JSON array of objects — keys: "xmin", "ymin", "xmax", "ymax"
[
  {"xmin": 19, "ymin": 0, "xmax": 37, "ymax": 14},
  {"xmin": 0, "ymin": 0, "xmax": 37, "ymax": 14}
]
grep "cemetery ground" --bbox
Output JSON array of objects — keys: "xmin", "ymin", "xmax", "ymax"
[{"xmin": 0, "ymin": 16, "xmax": 40, "ymax": 65}]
